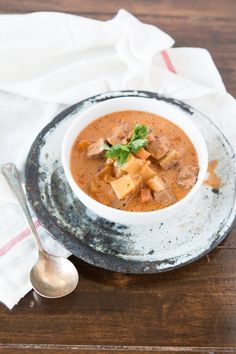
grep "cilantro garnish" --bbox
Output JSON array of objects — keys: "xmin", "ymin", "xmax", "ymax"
[{"xmin": 104, "ymin": 124, "xmax": 149, "ymax": 166}]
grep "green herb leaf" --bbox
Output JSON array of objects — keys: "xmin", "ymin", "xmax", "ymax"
[
  {"xmin": 105, "ymin": 144, "xmax": 129, "ymax": 159},
  {"xmin": 117, "ymin": 150, "xmax": 130, "ymax": 166},
  {"xmin": 104, "ymin": 124, "xmax": 149, "ymax": 165},
  {"xmin": 130, "ymin": 124, "xmax": 148, "ymax": 142},
  {"xmin": 128, "ymin": 138, "xmax": 148, "ymax": 152}
]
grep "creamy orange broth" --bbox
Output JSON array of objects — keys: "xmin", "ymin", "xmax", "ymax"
[{"xmin": 70, "ymin": 111, "xmax": 198, "ymax": 212}]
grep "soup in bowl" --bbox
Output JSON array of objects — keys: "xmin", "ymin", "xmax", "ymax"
[{"xmin": 62, "ymin": 96, "xmax": 208, "ymax": 225}]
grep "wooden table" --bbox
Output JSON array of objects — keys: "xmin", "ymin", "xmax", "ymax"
[{"xmin": 0, "ymin": 1, "xmax": 235, "ymax": 353}]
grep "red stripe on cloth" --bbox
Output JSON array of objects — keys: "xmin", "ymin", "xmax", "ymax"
[
  {"xmin": 0, "ymin": 220, "xmax": 41, "ymax": 257},
  {"xmin": 161, "ymin": 50, "xmax": 177, "ymax": 73}
]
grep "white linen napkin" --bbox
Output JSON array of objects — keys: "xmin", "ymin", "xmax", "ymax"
[{"xmin": 0, "ymin": 9, "xmax": 235, "ymax": 309}]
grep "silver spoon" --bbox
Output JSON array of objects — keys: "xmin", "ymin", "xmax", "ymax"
[{"xmin": 1, "ymin": 163, "xmax": 79, "ymax": 298}]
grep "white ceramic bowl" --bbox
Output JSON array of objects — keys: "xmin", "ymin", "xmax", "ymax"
[{"xmin": 62, "ymin": 96, "xmax": 208, "ymax": 225}]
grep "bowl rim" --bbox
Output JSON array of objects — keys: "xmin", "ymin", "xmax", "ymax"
[{"xmin": 61, "ymin": 94, "xmax": 208, "ymax": 219}]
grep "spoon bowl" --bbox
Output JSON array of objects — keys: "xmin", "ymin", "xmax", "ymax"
[{"xmin": 30, "ymin": 251, "xmax": 79, "ymax": 298}]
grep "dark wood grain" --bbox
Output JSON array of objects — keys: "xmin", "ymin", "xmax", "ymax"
[
  {"xmin": 1, "ymin": 347, "xmax": 235, "ymax": 354},
  {"xmin": 0, "ymin": 0, "xmax": 235, "ymax": 352},
  {"xmin": 0, "ymin": 348, "xmax": 235, "ymax": 354},
  {"xmin": 0, "ymin": 0, "xmax": 236, "ymax": 18},
  {"xmin": 0, "ymin": 244, "xmax": 236, "ymax": 351}
]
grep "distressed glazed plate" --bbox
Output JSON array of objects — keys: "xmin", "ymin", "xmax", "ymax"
[{"xmin": 25, "ymin": 91, "xmax": 236, "ymax": 274}]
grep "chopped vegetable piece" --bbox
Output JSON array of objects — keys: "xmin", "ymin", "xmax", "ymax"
[
  {"xmin": 87, "ymin": 138, "xmax": 106, "ymax": 158},
  {"xmin": 77, "ymin": 140, "xmax": 90, "ymax": 152},
  {"xmin": 154, "ymin": 189, "xmax": 176, "ymax": 207},
  {"xmin": 177, "ymin": 165, "xmax": 199, "ymax": 189},
  {"xmin": 140, "ymin": 162, "xmax": 156, "ymax": 182},
  {"xmin": 96, "ymin": 164, "xmax": 113, "ymax": 181},
  {"xmin": 110, "ymin": 174, "xmax": 137, "ymax": 200},
  {"xmin": 120, "ymin": 155, "xmax": 145, "ymax": 174},
  {"xmin": 114, "ymin": 162, "xmax": 126, "ymax": 178},
  {"xmin": 131, "ymin": 174, "xmax": 143, "ymax": 188},
  {"xmin": 146, "ymin": 175, "xmax": 166, "ymax": 192},
  {"xmin": 147, "ymin": 136, "xmax": 170, "ymax": 160},
  {"xmin": 134, "ymin": 147, "xmax": 151, "ymax": 160},
  {"xmin": 140, "ymin": 188, "xmax": 153, "ymax": 203},
  {"xmin": 159, "ymin": 149, "xmax": 180, "ymax": 170},
  {"xmin": 106, "ymin": 157, "xmax": 115, "ymax": 164}
]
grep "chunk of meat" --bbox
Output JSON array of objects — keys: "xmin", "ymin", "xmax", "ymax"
[
  {"xmin": 159, "ymin": 149, "xmax": 180, "ymax": 170},
  {"xmin": 154, "ymin": 189, "xmax": 176, "ymax": 207},
  {"xmin": 77, "ymin": 140, "xmax": 90, "ymax": 152},
  {"xmin": 107, "ymin": 122, "xmax": 130, "ymax": 145},
  {"xmin": 121, "ymin": 155, "xmax": 145, "ymax": 175},
  {"xmin": 146, "ymin": 175, "xmax": 166, "ymax": 192},
  {"xmin": 107, "ymin": 135, "xmax": 122, "ymax": 146},
  {"xmin": 148, "ymin": 133, "xmax": 156, "ymax": 143},
  {"xmin": 110, "ymin": 174, "xmax": 137, "ymax": 200},
  {"xmin": 140, "ymin": 188, "xmax": 153, "ymax": 203},
  {"xmin": 177, "ymin": 165, "xmax": 199, "ymax": 189},
  {"xmin": 87, "ymin": 138, "xmax": 105, "ymax": 158},
  {"xmin": 147, "ymin": 136, "xmax": 170, "ymax": 160},
  {"xmin": 140, "ymin": 162, "xmax": 156, "ymax": 182},
  {"xmin": 134, "ymin": 148, "xmax": 151, "ymax": 160},
  {"xmin": 114, "ymin": 122, "xmax": 130, "ymax": 137}
]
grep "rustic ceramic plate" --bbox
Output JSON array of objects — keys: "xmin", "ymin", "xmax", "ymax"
[{"xmin": 25, "ymin": 91, "xmax": 236, "ymax": 273}]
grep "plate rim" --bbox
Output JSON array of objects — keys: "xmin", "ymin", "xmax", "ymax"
[{"xmin": 25, "ymin": 90, "xmax": 236, "ymax": 274}]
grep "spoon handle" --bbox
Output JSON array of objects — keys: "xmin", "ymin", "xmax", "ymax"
[{"xmin": 1, "ymin": 163, "xmax": 44, "ymax": 252}]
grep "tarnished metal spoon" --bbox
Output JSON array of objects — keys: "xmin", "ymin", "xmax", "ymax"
[{"xmin": 1, "ymin": 163, "xmax": 79, "ymax": 298}]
